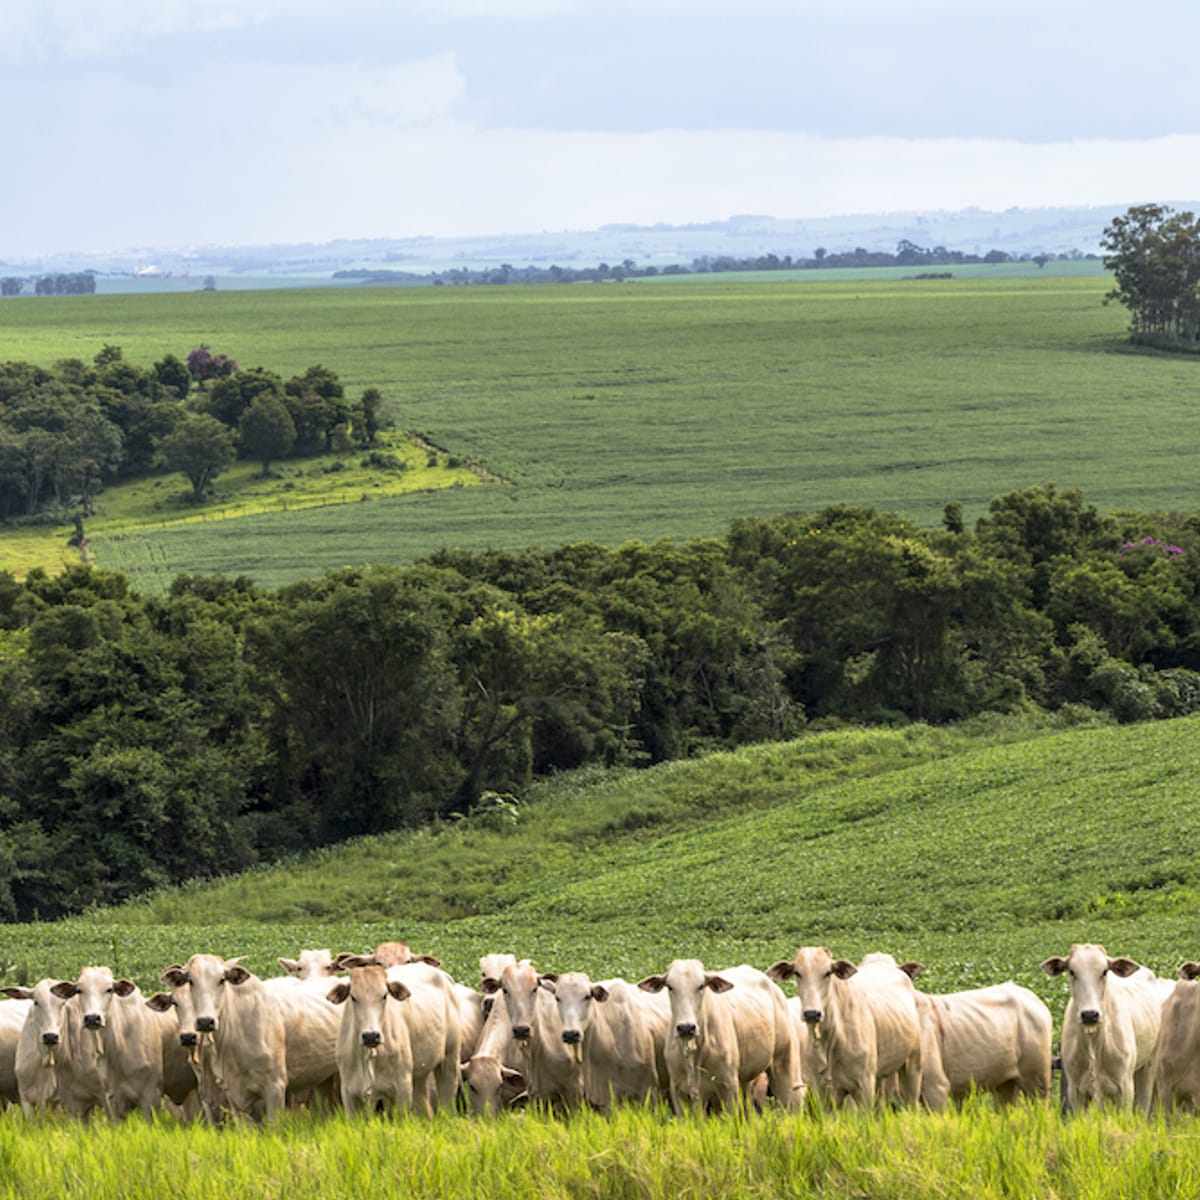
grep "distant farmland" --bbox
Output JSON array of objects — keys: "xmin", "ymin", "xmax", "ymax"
[{"xmin": 4, "ymin": 273, "xmax": 1196, "ymax": 590}]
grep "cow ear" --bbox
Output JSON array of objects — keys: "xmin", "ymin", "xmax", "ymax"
[
  {"xmin": 1, "ymin": 987, "xmax": 33, "ymax": 1001},
  {"xmin": 387, "ymin": 981, "xmax": 412, "ymax": 1003},
  {"xmin": 538, "ymin": 976, "xmax": 557, "ymax": 994},
  {"xmin": 766, "ymin": 960, "xmax": 796, "ymax": 982},
  {"xmin": 899, "ymin": 961, "xmax": 923, "ymax": 980},
  {"xmin": 161, "ymin": 965, "xmax": 188, "ymax": 987},
  {"xmin": 705, "ymin": 974, "xmax": 734, "ymax": 993},
  {"xmin": 411, "ymin": 955, "xmax": 442, "ymax": 968},
  {"xmin": 831, "ymin": 961, "xmax": 858, "ymax": 980},
  {"xmin": 1041, "ymin": 957, "xmax": 1068, "ymax": 977},
  {"xmin": 277, "ymin": 958, "xmax": 301, "ymax": 976},
  {"xmin": 112, "ymin": 979, "xmax": 137, "ymax": 997},
  {"xmin": 224, "ymin": 966, "xmax": 252, "ymax": 986},
  {"xmin": 480, "ymin": 978, "xmax": 501, "ymax": 995},
  {"xmin": 590, "ymin": 984, "xmax": 610, "ymax": 1003},
  {"xmin": 337, "ymin": 954, "xmax": 375, "ymax": 970},
  {"xmin": 50, "ymin": 982, "xmax": 79, "ymax": 1000},
  {"xmin": 481, "ymin": 996, "xmax": 495, "ymax": 1018},
  {"xmin": 326, "ymin": 983, "xmax": 350, "ymax": 1005},
  {"xmin": 501, "ymin": 1067, "xmax": 526, "ymax": 1087},
  {"xmin": 145, "ymin": 992, "xmax": 176, "ymax": 1012},
  {"xmin": 1179, "ymin": 962, "xmax": 1200, "ymax": 981},
  {"xmin": 1108, "ymin": 957, "xmax": 1141, "ymax": 978},
  {"xmin": 637, "ymin": 975, "xmax": 667, "ymax": 993}
]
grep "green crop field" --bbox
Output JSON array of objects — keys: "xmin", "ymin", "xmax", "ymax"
[
  {"xmin": 4, "ymin": 273, "xmax": 1199, "ymax": 590},
  {"xmin": 5, "ymin": 713, "xmax": 1200, "ymax": 1194}
]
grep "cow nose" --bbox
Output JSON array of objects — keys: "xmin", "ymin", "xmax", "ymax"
[
  {"xmin": 562, "ymin": 1029, "xmax": 582, "ymax": 1045},
  {"xmin": 675, "ymin": 1022, "xmax": 697, "ymax": 1038},
  {"xmin": 195, "ymin": 1016, "xmax": 216, "ymax": 1033},
  {"xmin": 803, "ymin": 1009, "xmax": 822, "ymax": 1024},
  {"xmin": 1080, "ymin": 1009, "xmax": 1100, "ymax": 1026},
  {"xmin": 511, "ymin": 1023, "xmax": 531, "ymax": 1041},
  {"xmin": 83, "ymin": 1013, "xmax": 102, "ymax": 1029},
  {"xmin": 41, "ymin": 1032, "xmax": 59, "ymax": 1046},
  {"xmin": 180, "ymin": 1032, "xmax": 198, "ymax": 1047},
  {"xmin": 361, "ymin": 1031, "xmax": 382, "ymax": 1047}
]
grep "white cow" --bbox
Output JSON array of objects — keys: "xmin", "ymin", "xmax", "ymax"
[
  {"xmin": 0, "ymin": 995, "xmax": 32, "ymax": 1107},
  {"xmin": 52, "ymin": 966, "xmax": 163, "ymax": 1119},
  {"xmin": 1041, "ymin": 943, "xmax": 1172, "ymax": 1111},
  {"xmin": 1154, "ymin": 963, "xmax": 1200, "ymax": 1111},
  {"xmin": 767, "ymin": 948, "xmax": 923, "ymax": 1108},
  {"xmin": 2, "ymin": 980, "xmax": 70, "ymax": 1116},
  {"xmin": 898, "ymin": 965, "xmax": 1051, "ymax": 1106},
  {"xmin": 327, "ymin": 961, "xmax": 462, "ymax": 1115},
  {"xmin": 146, "ymin": 983, "xmax": 226, "ymax": 1122},
  {"xmin": 486, "ymin": 960, "xmax": 582, "ymax": 1112},
  {"xmin": 161, "ymin": 954, "xmax": 339, "ymax": 1122},
  {"xmin": 276, "ymin": 949, "xmax": 338, "ymax": 981},
  {"xmin": 462, "ymin": 989, "xmax": 526, "ymax": 1116},
  {"xmin": 638, "ymin": 959, "xmax": 801, "ymax": 1115},
  {"xmin": 545, "ymin": 972, "xmax": 669, "ymax": 1113}
]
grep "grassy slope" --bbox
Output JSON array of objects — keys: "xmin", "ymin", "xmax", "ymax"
[
  {"xmin": 6, "ymin": 712, "xmax": 1200, "ymax": 1030},
  {"xmin": 6, "ymin": 274, "xmax": 1199, "ymax": 589}
]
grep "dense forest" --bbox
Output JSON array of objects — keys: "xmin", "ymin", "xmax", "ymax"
[{"xmin": 1, "ymin": 483, "xmax": 1198, "ymax": 920}]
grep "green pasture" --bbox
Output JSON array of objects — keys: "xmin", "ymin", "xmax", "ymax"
[
  {"xmin": 3, "ymin": 710, "xmax": 1198, "ymax": 1032},
  {"xmin": 4, "ymin": 273, "xmax": 1199, "ymax": 589}
]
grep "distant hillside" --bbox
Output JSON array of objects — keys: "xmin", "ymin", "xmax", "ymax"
[{"xmin": 3, "ymin": 203, "xmax": 1192, "ymax": 289}]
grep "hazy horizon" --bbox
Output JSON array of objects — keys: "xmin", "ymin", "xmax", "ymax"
[{"xmin": 5, "ymin": 1, "xmax": 1200, "ymax": 257}]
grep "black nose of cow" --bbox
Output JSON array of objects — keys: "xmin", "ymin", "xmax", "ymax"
[
  {"xmin": 361, "ymin": 1030, "xmax": 382, "ymax": 1047},
  {"xmin": 562, "ymin": 1029, "xmax": 582, "ymax": 1045},
  {"xmin": 196, "ymin": 1016, "xmax": 216, "ymax": 1033},
  {"xmin": 675, "ymin": 1022, "xmax": 697, "ymax": 1038},
  {"xmin": 803, "ymin": 1009, "xmax": 822, "ymax": 1024},
  {"xmin": 512, "ymin": 1023, "xmax": 531, "ymax": 1041},
  {"xmin": 83, "ymin": 1013, "xmax": 102, "ymax": 1029},
  {"xmin": 1080, "ymin": 1009, "xmax": 1100, "ymax": 1026},
  {"xmin": 180, "ymin": 1032, "xmax": 198, "ymax": 1047},
  {"xmin": 41, "ymin": 1031, "xmax": 59, "ymax": 1046}
]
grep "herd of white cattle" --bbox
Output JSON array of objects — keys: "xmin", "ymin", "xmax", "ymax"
[{"xmin": 1, "ymin": 940, "xmax": 1197, "ymax": 1122}]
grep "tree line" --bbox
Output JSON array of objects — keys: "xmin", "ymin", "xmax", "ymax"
[
  {"xmin": 1, "ymin": 273, "xmax": 97, "ymax": 297},
  {"xmin": 0, "ymin": 347, "xmax": 387, "ymax": 520},
  {"xmin": 1, "ymin": 483, "xmax": 1198, "ymax": 921}
]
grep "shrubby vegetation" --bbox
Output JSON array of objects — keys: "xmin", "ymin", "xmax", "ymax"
[
  {"xmin": 2, "ymin": 483, "xmax": 1200, "ymax": 920},
  {"xmin": 0, "ymin": 347, "xmax": 387, "ymax": 520}
]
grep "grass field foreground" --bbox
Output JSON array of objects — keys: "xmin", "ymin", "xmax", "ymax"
[{"xmin": 0, "ymin": 1103, "xmax": 1196, "ymax": 1200}]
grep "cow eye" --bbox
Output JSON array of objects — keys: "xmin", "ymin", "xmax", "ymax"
[{"xmin": 1100, "ymin": 969, "xmax": 1108, "ymax": 978}]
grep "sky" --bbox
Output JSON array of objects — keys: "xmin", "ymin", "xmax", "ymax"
[{"xmin": 4, "ymin": 0, "xmax": 1200, "ymax": 255}]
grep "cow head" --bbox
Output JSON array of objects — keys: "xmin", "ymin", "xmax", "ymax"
[
  {"xmin": 495, "ymin": 960, "xmax": 551, "ymax": 1044},
  {"xmin": 463, "ymin": 1053, "xmax": 526, "ymax": 1116},
  {"xmin": 277, "ymin": 949, "xmax": 336, "ymax": 980},
  {"xmin": 327, "ymin": 965, "xmax": 410, "ymax": 1048},
  {"xmin": 1041, "ymin": 943, "xmax": 1142, "ymax": 1028},
  {"xmin": 638, "ymin": 959, "xmax": 732, "ymax": 1041},
  {"xmin": 542, "ymin": 971, "xmax": 610, "ymax": 1052},
  {"xmin": 767, "ymin": 946, "xmax": 856, "ymax": 1027},
  {"xmin": 51, "ymin": 965, "xmax": 137, "ymax": 1031},
  {"xmin": 160, "ymin": 954, "xmax": 251, "ymax": 1035},
  {"xmin": 4, "ymin": 979, "xmax": 69, "ymax": 1059}
]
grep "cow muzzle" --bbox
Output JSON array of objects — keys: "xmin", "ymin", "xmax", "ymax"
[
  {"xmin": 511, "ymin": 1023, "xmax": 531, "ymax": 1041},
  {"xmin": 561, "ymin": 1029, "xmax": 582, "ymax": 1045},
  {"xmin": 361, "ymin": 1031, "xmax": 382, "ymax": 1048},
  {"xmin": 180, "ymin": 1032, "xmax": 198, "ymax": 1047},
  {"xmin": 83, "ymin": 1013, "xmax": 103, "ymax": 1030},
  {"xmin": 41, "ymin": 1031, "xmax": 59, "ymax": 1046},
  {"xmin": 1080, "ymin": 1009, "xmax": 1100, "ymax": 1026},
  {"xmin": 803, "ymin": 1009, "xmax": 822, "ymax": 1024},
  {"xmin": 195, "ymin": 1016, "xmax": 216, "ymax": 1033},
  {"xmin": 675, "ymin": 1022, "xmax": 697, "ymax": 1039}
]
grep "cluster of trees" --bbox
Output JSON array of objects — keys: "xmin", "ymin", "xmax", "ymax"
[
  {"xmin": 334, "ymin": 243, "xmax": 1095, "ymax": 289},
  {"xmin": 0, "ymin": 274, "xmax": 98, "ymax": 297},
  {"xmin": 1, "ymin": 484, "xmax": 1199, "ymax": 920},
  {"xmin": 0, "ymin": 347, "xmax": 387, "ymax": 519},
  {"xmin": 1102, "ymin": 204, "xmax": 1200, "ymax": 344}
]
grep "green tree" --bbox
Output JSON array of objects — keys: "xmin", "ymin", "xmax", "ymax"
[
  {"xmin": 157, "ymin": 412, "xmax": 236, "ymax": 499},
  {"xmin": 238, "ymin": 391, "xmax": 296, "ymax": 473}
]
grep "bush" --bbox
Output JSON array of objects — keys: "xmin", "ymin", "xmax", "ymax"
[{"xmin": 360, "ymin": 451, "xmax": 406, "ymax": 473}]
